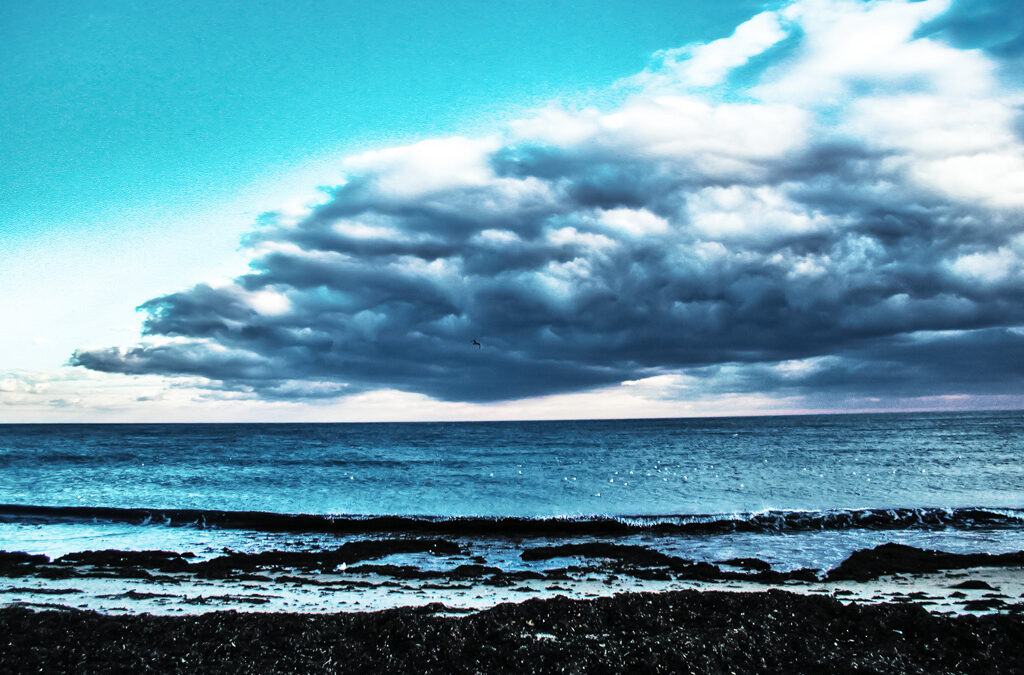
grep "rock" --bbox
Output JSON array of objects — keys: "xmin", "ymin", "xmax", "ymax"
[
  {"xmin": 949, "ymin": 580, "xmax": 996, "ymax": 590},
  {"xmin": 718, "ymin": 557, "xmax": 773, "ymax": 573},
  {"xmin": 520, "ymin": 543, "xmax": 693, "ymax": 568},
  {"xmin": 961, "ymin": 598, "xmax": 1006, "ymax": 611},
  {"xmin": 2, "ymin": 589, "xmax": 1023, "ymax": 673},
  {"xmin": 0, "ymin": 551, "xmax": 50, "ymax": 577},
  {"xmin": 826, "ymin": 544, "xmax": 1024, "ymax": 582}
]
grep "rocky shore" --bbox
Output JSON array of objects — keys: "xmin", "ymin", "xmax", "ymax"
[
  {"xmin": 3, "ymin": 542, "xmax": 1024, "ymax": 672},
  {"xmin": 6, "ymin": 540, "xmax": 1022, "ymax": 586},
  {"xmin": 3, "ymin": 588, "xmax": 1023, "ymax": 673},
  {"xmin": 3, "ymin": 541, "xmax": 1024, "ymax": 616}
]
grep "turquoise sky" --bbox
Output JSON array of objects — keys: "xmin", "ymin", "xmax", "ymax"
[
  {"xmin": 2, "ymin": 0, "xmax": 766, "ymax": 240},
  {"xmin": 1, "ymin": 0, "xmax": 764, "ymax": 371}
]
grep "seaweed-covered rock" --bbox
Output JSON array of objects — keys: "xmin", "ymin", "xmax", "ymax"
[
  {"xmin": 56, "ymin": 550, "xmax": 195, "ymax": 571},
  {"xmin": 949, "ymin": 580, "xmax": 996, "ymax": 590},
  {"xmin": 0, "ymin": 551, "xmax": 50, "ymax": 577},
  {"xmin": 520, "ymin": 543, "xmax": 692, "ymax": 567},
  {"xmin": 193, "ymin": 538, "xmax": 464, "ymax": 574},
  {"xmin": 3, "ymin": 590, "xmax": 1024, "ymax": 673},
  {"xmin": 718, "ymin": 557, "xmax": 772, "ymax": 572},
  {"xmin": 827, "ymin": 543, "xmax": 1024, "ymax": 581}
]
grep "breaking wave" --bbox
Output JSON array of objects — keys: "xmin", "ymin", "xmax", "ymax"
[{"xmin": 1, "ymin": 504, "xmax": 1022, "ymax": 537}]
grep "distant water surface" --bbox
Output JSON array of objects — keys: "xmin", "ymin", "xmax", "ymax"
[
  {"xmin": 1, "ymin": 411, "xmax": 1022, "ymax": 570},
  {"xmin": 1, "ymin": 412, "xmax": 1021, "ymax": 516}
]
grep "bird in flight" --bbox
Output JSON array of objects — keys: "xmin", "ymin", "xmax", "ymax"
[{"xmin": 472, "ymin": 339, "xmax": 481, "ymax": 349}]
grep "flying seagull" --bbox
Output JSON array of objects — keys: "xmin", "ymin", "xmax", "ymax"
[{"xmin": 472, "ymin": 339, "xmax": 481, "ymax": 349}]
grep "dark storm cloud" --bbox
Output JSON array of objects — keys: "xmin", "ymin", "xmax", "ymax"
[
  {"xmin": 696, "ymin": 328, "xmax": 1024, "ymax": 400},
  {"xmin": 71, "ymin": 0, "xmax": 1024, "ymax": 404},
  {"xmin": 915, "ymin": 0, "xmax": 1024, "ymax": 58}
]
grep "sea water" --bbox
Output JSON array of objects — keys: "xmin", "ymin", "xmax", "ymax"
[{"xmin": 1, "ymin": 411, "xmax": 1023, "ymax": 571}]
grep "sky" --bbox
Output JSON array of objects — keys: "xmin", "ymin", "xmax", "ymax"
[{"xmin": 3, "ymin": 0, "xmax": 1024, "ymax": 422}]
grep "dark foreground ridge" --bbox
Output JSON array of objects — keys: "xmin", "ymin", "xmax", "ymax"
[
  {"xmin": 2, "ymin": 503, "xmax": 1022, "ymax": 537},
  {"xmin": 3, "ymin": 590, "xmax": 1023, "ymax": 674}
]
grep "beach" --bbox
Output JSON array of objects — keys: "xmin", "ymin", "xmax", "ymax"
[{"xmin": 3, "ymin": 540, "xmax": 1024, "ymax": 672}]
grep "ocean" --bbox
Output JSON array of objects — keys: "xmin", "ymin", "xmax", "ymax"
[{"xmin": 2, "ymin": 410, "xmax": 1023, "ymax": 574}]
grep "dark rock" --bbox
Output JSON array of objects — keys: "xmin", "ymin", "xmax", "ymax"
[
  {"xmin": 2, "ymin": 589, "xmax": 1023, "ymax": 673},
  {"xmin": 906, "ymin": 592, "xmax": 936, "ymax": 600},
  {"xmin": 449, "ymin": 564, "xmax": 503, "ymax": 578},
  {"xmin": 36, "ymin": 568, "xmax": 80, "ymax": 580},
  {"xmin": 520, "ymin": 543, "xmax": 693, "ymax": 568},
  {"xmin": 521, "ymin": 546, "xmax": 818, "ymax": 584},
  {"xmin": 0, "ymin": 551, "xmax": 50, "ymax": 577},
  {"xmin": 194, "ymin": 538, "xmax": 463, "ymax": 574},
  {"xmin": 7, "ymin": 540, "xmax": 464, "ymax": 581},
  {"xmin": 950, "ymin": 580, "xmax": 996, "ymax": 590},
  {"xmin": 627, "ymin": 568, "xmax": 672, "ymax": 581},
  {"xmin": 742, "ymin": 567, "xmax": 820, "ymax": 584},
  {"xmin": 826, "ymin": 544, "xmax": 1024, "ymax": 582},
  {"xmin": 668, "ymin": 561, "xmax": 727, "ymax": 581},
  {"xmin": 961, "ymin": 598, "xmax": 1006, "ymax": 611},
  {"xmin": 55, "ymin": 550, "xmax": 196, "ymax": 570},
  {"xmin": 718, "ymin": 557, "xmax": 773, "ymax": 572},
  {"xmin": 98, "ymin": 590, "xmax": 178, "ymax": 600},
  {"xmin": 0, "ymin": 587, "xmax": 82, "ymax": 595},
  {"xmin": 542, "ymin": 569, "xmax": 571, "ymax": 580}
]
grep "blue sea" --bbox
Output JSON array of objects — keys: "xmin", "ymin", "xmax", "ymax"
[{"xmin": 2, "ymin": 411, "xmax": 1023, "ymax": 572}]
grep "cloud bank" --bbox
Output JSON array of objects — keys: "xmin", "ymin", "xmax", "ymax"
[{"xmin": 73, "ymin": 0, "xmax": 1024, "ymax": 409}]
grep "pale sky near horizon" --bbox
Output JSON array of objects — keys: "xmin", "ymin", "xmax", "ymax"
[{"xmin": 3, "ymin": 0, "xmax": 1024, "ymax": 422}]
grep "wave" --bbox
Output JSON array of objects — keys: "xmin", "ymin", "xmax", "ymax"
[{"xmin": 0, "ymin": 503, "xmax": 1022, "ymax": 537}]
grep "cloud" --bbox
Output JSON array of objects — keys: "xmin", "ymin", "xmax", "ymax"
[
  {"xmin": 688, "ymin": 327, "xmax": 1024, "ymax": 400},
  {"xmin": 637, "ymin": 11, "xmax": 790, "ymax": 89},
  {"xmin": 915, "ymin": 0, "xmax": 1024, "ymax": 64},
  {"xmin": 72, "ymin": 0, "xmax": 1024, "ymax": 409}
]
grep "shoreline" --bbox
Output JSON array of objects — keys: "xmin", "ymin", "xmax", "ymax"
[
  {"xmin": 4, "ymin": 589, "xmax": 1024, "ymax": 673},
  {"xmin": 4, "ymin": 542, "xmax": 1024, "ymax": 671},
  {"xmin": 3, "ymin": 542, "xmax": 1023, "ymax": 616}
]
